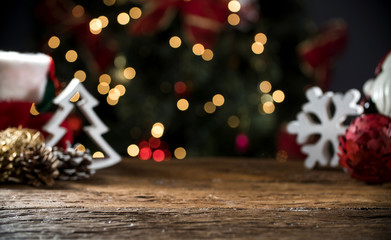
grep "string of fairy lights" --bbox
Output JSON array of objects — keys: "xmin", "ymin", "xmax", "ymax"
[{"xmin": 37, "ymin": 0, "xmax": 286, "ymax": 161}]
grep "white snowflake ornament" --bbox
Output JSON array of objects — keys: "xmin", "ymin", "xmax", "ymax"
[{"xmin": 287, "ymin": 87, "xmax": 363, "ymax": 169}]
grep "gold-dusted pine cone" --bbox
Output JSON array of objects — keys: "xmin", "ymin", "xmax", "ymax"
[
  {"xmin": 0, "ymin": 127, "xmax": 45, "ymax": 183},
  {"xmin": 54, "ymin": 145, "xmax": 95, "ymax": 181},
  {"xmin": 11, "ymin": 144, "xmax": 60, "ymax": 187}
]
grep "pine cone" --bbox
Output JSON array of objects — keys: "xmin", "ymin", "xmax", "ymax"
[
  {"xmin": 0, "ymin": 153, "xmax": 14, "ymax": 182},
  {"xmin": 11, "ymin": 144, "xmax": 60, "ymax": 187},
  {"xmin": 54, "ymin": 145, "xmax": 95, "ymax": 181}
]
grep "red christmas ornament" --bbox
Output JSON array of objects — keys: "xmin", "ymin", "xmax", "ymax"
[{"xmin": 338, "ymin": 113, "xmax": 391, "ymax": 184}]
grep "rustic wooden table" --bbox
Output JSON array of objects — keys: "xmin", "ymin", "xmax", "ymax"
[{"xmin": 0, "ymin": 157, "xmax": 390, "ymax": 239}]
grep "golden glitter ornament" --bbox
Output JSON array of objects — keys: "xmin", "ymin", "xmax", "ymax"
[{"xmin": 0, "ymin": 127, "xmax": 45, "ymax": 182}]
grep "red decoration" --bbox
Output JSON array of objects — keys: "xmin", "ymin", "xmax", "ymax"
[
  {"xmin": 298, "ymin": 19, "xmax": 348, "ymax": 90},
  {"xmin": 338, "ymin": 114, "xmax": 391, "ymax": 184},
  {"xmin": 131, "ymin": 0, "xmax": 229, "ymax": 49},
  {"xmin": 0, "ymin": 101, "xmax": 73, "ymax": 148}
]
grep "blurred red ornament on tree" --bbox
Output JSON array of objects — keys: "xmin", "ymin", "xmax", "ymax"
[
  {"xmin": 298, "ymin": 19, "xmax": 348, "ymax": 90},
  {"xmin": 338, "ymin": 113, "xmax": 391, "ymax": 184},
  {"xmin": 130, "ymin": 0, "xmax": 229, "ymax": 49}
]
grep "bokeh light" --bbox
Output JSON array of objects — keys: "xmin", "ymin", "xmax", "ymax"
[
  {"xmin": 117, "ymin": 12, "xmax": 130, "ymax": 25},
  {"xmin": 259, "ymin": 81, "xmax": 271, "ymax": 93},
  {"xmin": 30, "ymin": 103, "xmax": 39, "ymax": 116},
  {"xmin": 108, "ymin": 88, "xmax": 121, "ymax": 100},
  {"xmin": 174, "ymin": 81, "xmax": 186, "ymax": 94},
  {"xmin": 89, "ymin": 18, "xmax": 103, "ymax": 35},
  {"xmin": 129, "ymin": 7, "xmax": 142, "ymax": 19},
  {"xmin": 98, "ymin": 16, "xmax": 109, "ymax": 28},
  {"xmin": 228, "ymin": 13, "xmax": 240, "ymax": 26},
  {"xmin": 227, "ymin": 115, "xmax": 240, "ymax": 128},
  {"xmin": 153, "ymin": 149, "xmax": 165, "ymax": 162},
  {"xmin": 272, "ymin": 90, "xmax": 285, "ymax": 103},
  {"xmin": 192, "ymin": 43, "xmax": 205, "ymax": 56},
  {"xmin": 149, "ymin": 137, "xmax": 161, "ymax": 149},
  {"xmin": 92, "ymin": 151, "xmax": 104, "ymax": 158},
  {"xmin": 99, "ymin": 74, "xmax": 111, "ymax": 84},
  {"xmin": 70, "ymin": 92, "xmax": 80, "ymax": 102},
  {"xmin": 48, "ymin": 36, "xmax": 60, "ymax": 49},
  {"xmin": 228, "ymin": 0, "xmax": 241, "ymax": 12},
  {"xmin": 139, "ymin": 147, "xmax": 152, "ymax": 160},
  {"xmin": 127, "ymin": 144, "xmax": 140, "ymax": 157},
  {"xmin": 103, "ymin": 0, "xmax": 115, "ymax": 6},
  {"xmin": 72, "ymin": 5, "xmax": 84, "ymax": 18},
  {"xmin": 114, "ymin": 55, "xmax": 126, "ymax": 68},
  {"xmin": 255, "ymin": 33, "xmax": 267, "ymax": 45},
  {"xmin": 106, "ymin": 95, "xmax": 119, "ymax": 105},
  {"xmin": 212, "ymin": 94, "xmax": 225, "ymax": 107},
  {"xmin": 75, "ymin": 144, "xmax": 86, "ymax": 152},
  {"xmin": 204, "ymin": 101, "xmax": 216, "ymax": 114},
  {"xmin": 123, "ymin": 67, "xmax": 136, "ymax": 80},
  {"xmin": 263, "ymin": 102, "xmax": 275, "ymax": 114},
  {"xmin": 251, "ymin": 42, "xmax": 264, "ymax": 54},
  {"xmin": 115, "ymin": 84, "xmax": 126, "ymax": 96},
  {"xmin": 65, "ymin": 50, "xmax": 78, "ymax": 62},
  {"xmin": 202, "ymin": 49, "xmax": 214, "ymax": 61},
  {"xmin": 74, "ymin": 70, "xmax": 86, "ymax": 82},
  {"xmin": 169, "ymin": 36, "xmax": 182, "ymax": 48},
  {"xmin": 151, "ymin": 122, "xmax": 164, "ymax": 138},
  {"xmin": 177, "ymin": 98, "xmax": 189, "ymax": 111},
  {"xmin": 260, "ymin": 94, "xmax": 273, "ymax": 104},
  {"xmin": 174, "ymin": 147, "xmax": 186, "ymax": 159},
  {"xmin": 97, "ymin": 82, "xmax": 110, "ymax": 95}
]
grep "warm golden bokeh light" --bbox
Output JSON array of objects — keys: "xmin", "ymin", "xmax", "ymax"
[
  {"xmin": 174, "ymin": 147, "xmax": 187, "ymax": 159},
  {"xmin": 227, "ymin": 115, "xmax": 240, "ymax": 128},
  {"xmin": 97, "ymin": 82, "xmax": 110, "ymax": 95},
  {"xmin": 48, "ymin": 36, "xmax": 60, "ymax": 49},
  {"xmin": 259, "ymin": 81, "xmax": 272, "ymax": 93},
  {"xmin": 99, "ymin": 74, "xmax": 111, "ymax": 84},
  {"xmin": 30, "ymin": 103, "xmax": 39, "ymax": 116},
  {"xmin": 92, "ymin": 151, "xmax": 105, "ymax": 158},
  {"xmin": 107, "ymin": 95, "xmax": 119, "ymax": 105},
  {"xmin": 127, "ymin": 144, "xmax": 140, "ymax": 157},
  {"xmin": 115, "ymin": 84, "xmax": 126, "ymax": 96},
  {"xmin": 202, "ymin": 49, "xmax": 214, "ymax": 61},
  {"xmin": 70, "ymin": 92, "xmax": 80, "ymax": 102},
  {"xmin": 228, "ymin": 0, "xmax": 241, "ymax": 12},
  {"xmin": 255, "ymin": 33, "xmax": 267, "ymax": 45},
  {"xmin": 65, "ymin": 50, "xmax": 78, "ymax": 62},
  {"xmin": 251, "ymin": 42, "xmax": 264, "ymax": 54},
  {"xmin": 103, "ymin": 0, "xmax": 115, "ymax": 6},
  {"xmin": 72, "ymin": 5, "xmax": 84, "ymax": 18},
  {"xmin": 273, "ymin": 90, "xmax": 285, "ymax": 103},
  {"xmin": 192, "ymin": 43, "xmax": 205, "ymax": 56},
  {"xmin": 74, "ymin": 70, "xmax": 86, "ymax": 82},
  {"xmin": 75, "ymin": 144, "xmax": 86, "ymax": 152},
  {"xmin": 90, "ymin": 18, "xmax": 102, "ymax": 33},
  {"xmin": 129, "ymin": 7, "xmax": 142, "ymax": 19},
  {"xmin": 263, "ymin": 102, "xmax": 275, "ymax": 114},
  {"xmin": 212, "ymin": 94, "xmax": 225, "ymax": 107},
  {"xmin": 98, "ymin": 16, "xmax": 109, "ymax": 28},
  {"xmin": 177, "ymin": 98, "xmax": 189, "ymax": 111},
  {"xmin": 123, "ymin": 67, "xmax": 136, "ymax": 80},
  {"xmin": 151, "ymin": 122, "xmax": 165, "ymax": 138},
  {"xmin": 204, "ymin": 101, "xmax": 216, "ymax": 114},
  {"xmin": 117, "ymin": 12, "xmax": 130, "ymax": 25},
  {"xmin": 227, "ymin": 13, "xmax": 240, "ymax": 26},
  {"xmin": 108, "ymin": 88, "xmax": 121, "ymax": 100},
  {"xmin": 169, "ymin": 36, "xmax": 182, "ymax": 48}
]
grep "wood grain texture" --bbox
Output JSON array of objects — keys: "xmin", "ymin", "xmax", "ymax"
[{"xmin": 1, "ymin": 157, "xmax": 390, "ymax": 239}]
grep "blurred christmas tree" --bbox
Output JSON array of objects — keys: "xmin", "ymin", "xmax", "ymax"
[{"xmin": 32, "ymin": 0, "xmax": 320, "ymax": 160}]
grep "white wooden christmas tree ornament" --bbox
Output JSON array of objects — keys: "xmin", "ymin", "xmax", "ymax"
[
  {"xmin": 43, "ymin": 78, "xmax": 121, "ymax": 170},
  {"xmin": 287, "ymin": 87, "xmax": 363, "ymax": 169}
]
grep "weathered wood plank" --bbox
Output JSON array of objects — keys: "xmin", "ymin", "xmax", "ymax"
[{"xmin": 0, "ymin": 158, "xmax": 390, "ymax": 239}]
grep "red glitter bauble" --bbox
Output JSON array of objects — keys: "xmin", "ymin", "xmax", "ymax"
[{"xmin": 338, "ymin": 113, "xmax": 391, "ymax": 184}]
